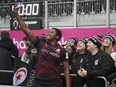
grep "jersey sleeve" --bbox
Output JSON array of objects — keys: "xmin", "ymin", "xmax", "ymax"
[
  {"xmin": 34, "ymin": 36, "xmax": 40, "ymax": 48},
  {"xmin": 34, "ymin": 36, "xmax": 46, "ymax": 48}
]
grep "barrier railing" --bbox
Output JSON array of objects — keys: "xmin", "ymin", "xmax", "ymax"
[
  {"xmin": 97, "ymin": 76, "xmax": 108, "ymax": 87},
  {"xmin": 111, "ymin": 78, "xmax": 116, "ymax": 87},
  {"xmin": 0, "ymin": 70, "xmax": 114, "ymax": 87},
  {"xmin": 0, "ymin": 70, "xmax": 14, "ymax": 73},
  {"xmin": 61, "ymin": 73, "xmax": 108, "ymax": 87},
  {"xmin": 0, "ymin": 0, "xmax": 116, "ymax": 29},
  {"xmin": 0, "ymin": 85, "xmax": 25, "ymax": 87},
  {"xmin": 0, "ymin": 72, "xmax": 104, "ymax": 87}
]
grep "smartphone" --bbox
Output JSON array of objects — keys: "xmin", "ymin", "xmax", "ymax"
[{"xmin": 15, "ymin": 2, "xmax": 23, "ymax": 9}]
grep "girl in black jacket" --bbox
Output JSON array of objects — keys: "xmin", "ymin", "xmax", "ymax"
[
  {"xmin": 71, "ymin": 38, "xmax": 88, "ymax": 87},
  {"xmin": 78, "ymin": 36, "xmax": 114, "ymax": 87}
]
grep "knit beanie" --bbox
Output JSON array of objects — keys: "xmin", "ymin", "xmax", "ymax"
[
  {"xmin": 69, "ymin": 37, "xmax": 78, "ymax": 46},
  {"xmin": 105, "ymin": 35, "xmax": 116, "ymax": 46},
  {"xmin": 80, "ymin": 38, "xmax": 88, "ymax": 48},
  {"xmin": 88, "ymin": 36, "xmax": 102, "ymax": 49}
]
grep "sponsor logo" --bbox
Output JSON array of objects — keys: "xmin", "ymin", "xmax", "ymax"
[
  {"xmin": 13, "ymin": 67, "xmax": 27, "ymax": 86},
  {"xmin": 95, "ymin": 59, "xmax": 99, "ymax": 65}
]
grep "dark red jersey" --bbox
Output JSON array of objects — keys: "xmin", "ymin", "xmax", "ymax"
[{"xmin": 34, "ymin": 37, "xmax": 67, "ymax": 81}]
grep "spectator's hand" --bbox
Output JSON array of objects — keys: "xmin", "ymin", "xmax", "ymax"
[
  {"xmin": 78, "ymin": 68, "xmax": 87, "ymax": 77},
  {"xmin": 107, "ymin": 82, "xmax": 110, "ymax": 87},
  {"xmin": 83, "ymin": 84, "xmax": 88, "ymax": 87}
]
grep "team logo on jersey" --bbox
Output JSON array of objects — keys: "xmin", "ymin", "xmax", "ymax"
[
  {"xmin": 13, "ymin": 67, "xmax": 27, "ymax": 86},
  {"xmin": 95, "ymin": 59, "xmax": 99, "ymax": 65},
  {"xmin": 80, "ymin": 59, "xmax": 83, "ymax": 63}
]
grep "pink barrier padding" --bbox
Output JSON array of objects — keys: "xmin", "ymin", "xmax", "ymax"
[{"xmin": 0, "ymin": 28, "xmax": 111, "ymax": 55}]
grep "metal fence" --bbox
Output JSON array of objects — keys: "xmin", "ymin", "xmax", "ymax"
[{"xmin": 0, "ymin": 0, "xmax": 116, "ymax": 29}]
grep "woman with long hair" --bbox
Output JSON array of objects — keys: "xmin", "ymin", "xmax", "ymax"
[
  {"xmin": 102, "ymin": 35, "xmax": 116, "ymax": 86},
  {"xmin": 102, "ymin": 34, "xmax": 116, "ymax": 61}
]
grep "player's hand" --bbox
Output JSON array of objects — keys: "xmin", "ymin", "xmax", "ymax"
[{"xmin": 13, "ymin": 6, "xmax": 19, "ymax": 15}]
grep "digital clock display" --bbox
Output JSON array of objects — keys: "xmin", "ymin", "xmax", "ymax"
[
  {"xmin": 11, "ymin": 2, "xmax": 42, "ymax": 17},
  {"xmin": 10, "ymin": 2, "xmax": 43, "ymax": 30}
]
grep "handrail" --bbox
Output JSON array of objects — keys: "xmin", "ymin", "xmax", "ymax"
[
  {"xmin": 61, "ymin": 73, "xmax": 77, "ymax": 76},
  {"xmin": 61, "ymin": 73, "xmax": 108, "ymax": 87},
  {"xmin": 0, "ymin": 85, "xmax": 26, "ymax": 87},
  {"xmin": 111, "ymin": 78, "xmax": 116, "ymax": 87},
  {"xmin": 96, "ymin": 76, "xmax": 108, "ymax": 87},
  {"xmin": 0, "ymin": 70, "xmax": 14, "ymax": 73}
]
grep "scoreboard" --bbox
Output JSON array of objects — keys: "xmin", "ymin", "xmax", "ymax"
[{"xmin": 10, "ymin": 2, "xmax": 43, "ymax": 30}]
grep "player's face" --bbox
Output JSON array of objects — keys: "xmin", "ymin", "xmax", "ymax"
[{"xmin": 46, "ymin": 29, "xmax": 58, "ymax": 41}]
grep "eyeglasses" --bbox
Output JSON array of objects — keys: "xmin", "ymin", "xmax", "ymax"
[{"xmin": 104, "ymin": 38, "xmax": 111, "ymax": 42}]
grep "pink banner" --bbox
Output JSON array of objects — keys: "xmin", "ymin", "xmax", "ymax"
[{"xmin": 0, "ymin": 28, "xmax": 112, "ymax": 56}]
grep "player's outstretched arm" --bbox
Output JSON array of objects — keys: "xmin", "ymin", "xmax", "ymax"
[{"xmin": 13, "ymin": 6, "xmax": 36, "ymax": 44}]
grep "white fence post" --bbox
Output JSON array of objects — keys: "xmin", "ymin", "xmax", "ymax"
[
  {"xmin": 45, "ymin": 0, "xmax": 48, "ymax": 29},
  {"xmin": 106, "ymin": 0, "xmax": 110, "ymax": 27},
  {"xmin": 74, "ymin": 0, "xmax": 77, "ymax": 28}
]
